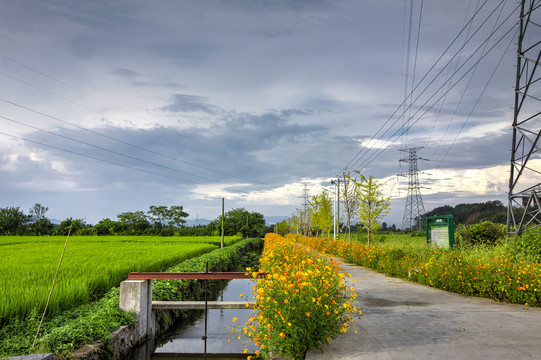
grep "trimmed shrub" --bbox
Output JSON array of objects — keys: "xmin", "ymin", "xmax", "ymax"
[{"xmin": 455, "ymin": 221, "xmax": 506, "ymax": 247}]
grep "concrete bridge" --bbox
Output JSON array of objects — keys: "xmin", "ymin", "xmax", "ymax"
[{"xmin": 118, "ymin": 271, "xmax": 263, "ymax": 341}]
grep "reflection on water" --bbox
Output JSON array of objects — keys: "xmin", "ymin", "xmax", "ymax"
[{"xmin": 151, "ymin": 279, "xmax": 256, "ymax": 359}]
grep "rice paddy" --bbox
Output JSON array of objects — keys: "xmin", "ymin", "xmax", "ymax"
[{"xmin": 0, "ymin": 235, "xmax": 242, "ymax": 323}]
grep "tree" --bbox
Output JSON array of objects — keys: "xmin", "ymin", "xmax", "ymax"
[
  {"xmin": 0, "ymin": 207, "xmax": 29, "ymax": 235},
  {"xmin": 31, "ymin": 218, "xmax": 54, "ymax": 236},
  {"xmin": 207, "ymin": 208, "xmax": 266, "ymax": 238},
  {"xmin": 117, "ymin": 211, "xmax": 150, "ymax": 235},
  {"xmin": 53, "ymin": 218, "xmax": 86, "ymax": 235},
  {"xmin": 147, "ymin": 205, "xmax": 189, "ymax": 235},
  {"xmin": 288, "ymin": 214, "xmax": 300, "ymax": 234},
  {"xmin": 168, "ymin": 205, "xmax": 189, "ymax": 228},
  {"xmin": 274, "ymin": 220, "xmax": 287, "ymax": 235},
  {"xmin": 29, "ymin": 203, "xmax": 48, "ymax": 221},
  {"xmin": 342, "ymin": 171, "xmax": 360, "ymax": 242},
  {"xmin": 94, "ymin": 218, "xmax": 127, "ymax": 235},
  {"xmin": 354, "ymin": 173, "xmax": 391, "ymax": 247},
  {"xmin": 310, "ymin": 191, "xmax": 333, "ymax": 237}
]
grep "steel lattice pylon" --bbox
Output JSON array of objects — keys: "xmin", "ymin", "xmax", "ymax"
[
  {"xmin": 400, "ymin": 147, "xmax": 426, "ymax": 230},
  {"xmin": 507, "ymin": 0, "xmax": 541, "ymax": 234}
]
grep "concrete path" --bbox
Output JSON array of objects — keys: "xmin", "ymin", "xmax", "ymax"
[{"xmin": 306, "ymin": 262, "xmax": 541, "ymax": 360}]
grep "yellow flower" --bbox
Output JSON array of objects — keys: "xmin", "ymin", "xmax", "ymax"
[{"xmin": 232, "ymin": 317, "xmax": 237, "ymax": 322}]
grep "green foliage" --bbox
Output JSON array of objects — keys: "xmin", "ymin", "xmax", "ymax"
[
  {"xmin": 117, "ymin": 210, "xmax": 151, "ymax": 235},
  {"xmin": 30, "ymin": 218, "xmax": 54, "ymax": 236},
  {"xmin": 0, "ymin": 206, "xmax": 30, "ymax": 235},
  {"xmin": 0, "ymin": 236, "xmax": 230, "ymax": 323},
  {"xmin": 0, "ymin": 238, "xmax": 261, "ymax": 357},
  {"xmin": 152, "ymin": 238, "xmax": 263, "ymax": 302},
  {"xmin": 53, "ymin": 218, "xmax": 88, "ymax": 236},
  {"xmin": 455, "ymin": 221, "xmax": 506, "ymax": 247},
  {"xmin": 425, "ymin": 200, "xmax": 507, "ymax": 225},
  {"xmin": 207, "ymin": 208, "xmax": 267, "ymax": 238},
  {"xmin": 310, "ymin": 191, "xmax": 333, "ymax": 236},
  {"xmin": 508, "ymin": 227, "xmax": 541, "ymax": 262},
  {"xmin": 353, "ymin": 173, "xmax": 391, "ymax": 246},
  {"xmin": 147, "ymin": 205, "xmax": 189, "ymax": 235}
]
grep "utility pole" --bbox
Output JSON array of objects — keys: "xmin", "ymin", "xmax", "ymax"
[
  {"xmin": 221, "ymin": 197, "xmax": 224, "ymax": 248},
  {"xmin": 507, "ymin": 0, "xmax": 541, "ymax": 234},
  {"xmin": 331, "ymin": 178, "xmax": 341, "ymax": 240},
  {"xmin": 399, "ymin": 147, "xmax": 427, "ymax": 231}
]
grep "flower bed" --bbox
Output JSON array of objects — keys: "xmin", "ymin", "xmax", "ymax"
[
  {"xmin": 291, "ymin": 234, "xmax": 541, "ymax": 307},
  {"xmin": 242, "ymin": 233, "xmax": 358, "ymax": 359}
]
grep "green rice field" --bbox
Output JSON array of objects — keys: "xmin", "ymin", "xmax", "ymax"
[{"xmin": 0, "ymin": 235, "xmax": 242, "ymax": 324}]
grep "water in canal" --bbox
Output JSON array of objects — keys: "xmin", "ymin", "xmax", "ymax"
[{"xmin": 136, "ymin": 279, "xmax": 257, "ymax": 360}]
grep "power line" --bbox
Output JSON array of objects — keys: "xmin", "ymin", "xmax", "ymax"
[
  {"xmin": 0, "ymin": 114, "xmax": 221, "ymax": 183},
  {"xmin": 353, "ymin": 18, "xmax": 518, "ymax": 172},
  {"xmin": 0, "ymin": 96, "xmax": 269, "ymax": 186},
  {"xmin": 0, "ymin": 53, "xmax": 265, "ymax": 182},
  {"xmin": 0, "ymin": 130, "xmax": 207, "ymax": 185},
  {"xmin": 337, "ymin": 0, "xmax": 516, "ymax": 175},
  {"xmin": 432, "ymin": 15, "xmax": 517, "ymax": 170},
  {"xmin": 337, "ymin": 0, "xmax": 493, "ymax": 175},
  {"xmin": 344, "ymin": 1, "xmax": 518, "ymax": 173}
]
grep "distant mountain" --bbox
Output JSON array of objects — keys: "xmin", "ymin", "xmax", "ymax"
[
  {"xmin": 50, "ymin": 218, "xmax": 62, "ymax": 225},
  {"xmin": 183, "ymin": 218, "xmax": 212, "ymax": 227},
  {"xmin": 264, "ymin": 216, "xmax": 288, "ymax": 225}
]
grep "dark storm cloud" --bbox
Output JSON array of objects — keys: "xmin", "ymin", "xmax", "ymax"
[
  {"xmin": 149, "ymin": 41, "xmax": 219, "ymax": 64},
  {"xmin": 109, "ymin": 68, "xmax": 185, "ymax": 89},
  {"xmin": 0, "ymin": 0, "xmax": 523, "ymax": 224},
  {"xmin": 421, "ymin": 130, "xmax": 510, "ymax": 171},
  {"xmin": 223, "ymin": 0, "xmax": 332, "ymax": 13},
  {"xmin": 160, "ymin": 94, "xmax": 221, "ymax": 114},
  {"xmin": 110, "ymin": 67, "xmax": 140, "ymax": 79}
]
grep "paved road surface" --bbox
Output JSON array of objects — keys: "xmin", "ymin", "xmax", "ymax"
[{"xmin": 306, "ymin": 262, "xmax": 541, "ymax": 360}]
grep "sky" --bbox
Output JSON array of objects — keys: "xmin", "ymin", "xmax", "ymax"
[{"xmin": 0, "ymin": 0, "xmax": 537, "ymax": 227}]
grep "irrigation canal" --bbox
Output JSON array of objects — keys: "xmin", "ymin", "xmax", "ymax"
[{"xmin": 125, "ymin": 279, "xmax": 257, "ymax": 360}]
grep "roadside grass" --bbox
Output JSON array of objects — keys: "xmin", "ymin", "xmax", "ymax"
[
  {"xmin": 0, "ymin": 236, "xmax": 241, "ymax": 324},
  {"xmin": 0, "ymin": 237, "xmax": 261, "ymax": 357},
  {"xmin": 292, "ymin": 233, "xmax": 541, "ymax": 307}
]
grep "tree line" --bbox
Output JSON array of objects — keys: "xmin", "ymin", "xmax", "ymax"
[
  {"xmin": 423, "ymin": 200, "xmax": 508, "ymax": 225},
  {"xmin": 275, "ymin": 171, "xmax": 391, "ymax": 246},
  {"xmin": 0, "ymin": 203, "xmax": 269, "ymax": 238}
]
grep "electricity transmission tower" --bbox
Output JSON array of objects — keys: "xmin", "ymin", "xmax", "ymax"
[
  {"xmin": 299, "ymin": 182, "xmax": 311, "ymax": 236},
  {"xmin": 399, "ymin": 147, "xmax": 427, "ymax": 230},
  {"xmin": 507, "ymin": 0, "xmax": 541, "ymax": 234}
]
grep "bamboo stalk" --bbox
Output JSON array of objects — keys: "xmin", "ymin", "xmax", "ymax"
[{"xmin": 32, "ymin": 226, "xmax": 72, "ymax": 350}]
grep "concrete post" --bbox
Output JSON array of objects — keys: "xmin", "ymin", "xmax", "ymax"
[{"xmin": 119, "ymin": 280, "xmax": 153, "ymax": 341}]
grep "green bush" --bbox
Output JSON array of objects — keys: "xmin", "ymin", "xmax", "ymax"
[
  {"xmin": 456, "ymin": 221, "xmax": 506, "ymax": 247},
  {"xmin": 509, "ymin": 227, "xmax": 541, "ymax": 262}
]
